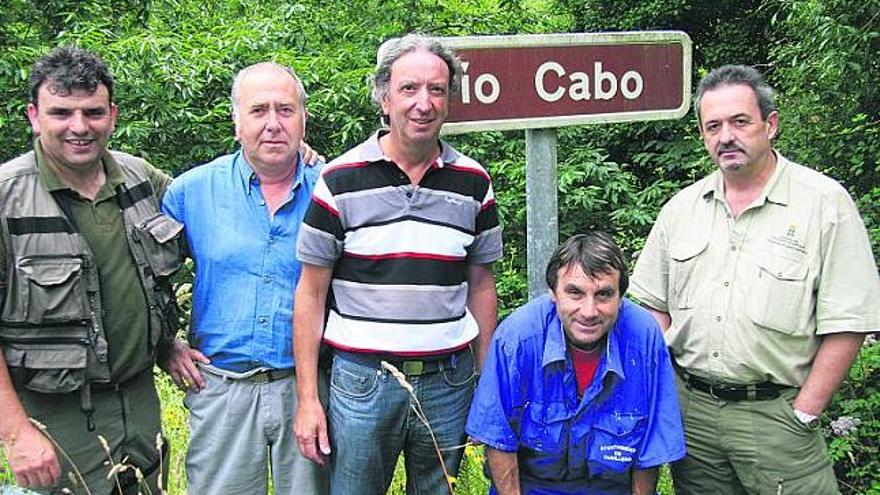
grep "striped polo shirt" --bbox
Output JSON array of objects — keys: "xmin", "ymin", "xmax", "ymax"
[{"xmin": 297, "ymin": 131, "xmax": 502, "ymax": 356}]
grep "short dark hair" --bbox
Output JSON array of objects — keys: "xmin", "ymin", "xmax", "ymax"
[
  {"xmin": 545, "ymin": 232, "xmax": 629, "ymax": 295},
  {"xmin": 694, "ymin": 64, "xmax": 776, "ymax": 122},
  {"xmin": 29, "ymin": 46, "xmax": 114, "ymax": 105},
  {"xmin": 371, "ymin": 33, "xmax": 462, "ymax": 107}
]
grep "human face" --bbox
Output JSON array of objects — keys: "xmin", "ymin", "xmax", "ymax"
[
  {"xmin": 699, "ymin": 83, "xmax": 778, "ymax": 175},
  {"xmin": 27, "ymin": 83, "xmax": 117, "ymax": 174},
  {"xmin": 549, "ymin": 264, "xmax": 621, "ymax": 350},
  {"xmin": 380, "ymin": 49, "xmax": 450, "ymax": 147},
  {"xmin": 234, "ymin": 67, "xmax": 306, "ymax": 177}
]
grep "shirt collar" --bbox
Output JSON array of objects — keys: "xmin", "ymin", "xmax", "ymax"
[
  {"xmin": 700, "ymin": 149, "xmax": 789, "ymax": 206},
  {"xmin": 360, "ymin": 130, "xmax": 458, "ymax": 168},
  {"xmin": 541, "ymin": 297, "xmax": 626, "ymax": 380},
  {"xmin": 35, "ymin": 139, "xmax": 125, "ymax": 198},
  {"xmin": 234, "ymin": 148, "xmax": 305, "ymax": 197}
]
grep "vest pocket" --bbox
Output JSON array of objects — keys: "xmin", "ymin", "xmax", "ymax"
[
  {"xmin": 132, "ymin": 213, "xmax": 183, "ymax": 278},
  {"xmin": 14, "ymin": 256, "xmax": 91, "ymax": 324},
  {"xmin": 3, "ymin": 340, "xmax": 88, "ymax": 393}
]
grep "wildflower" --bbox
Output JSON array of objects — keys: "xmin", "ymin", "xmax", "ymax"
[{"xmin": 830, "ymin": 416, "xmax": 861, "ymax": 436}]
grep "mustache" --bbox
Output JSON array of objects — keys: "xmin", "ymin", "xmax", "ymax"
[{"xmin": 717, "ymin": 143, "xmax": 745, "ymax": 154}]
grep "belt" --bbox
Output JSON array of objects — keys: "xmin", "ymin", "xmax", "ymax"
[
  {"xmin": 241, "ymin": 368, "xmax": 294, "ymax": 384},
  {"xmin": 200, "ymin": 365, "xmax": 295, "ymax": 384},
  {"xmin": 336, "ymin": 348, "xmax": 466, "ymax": 377},
  {"xmin": 678, "ymin": 370, "xmax": 790, "ymax": 401}
]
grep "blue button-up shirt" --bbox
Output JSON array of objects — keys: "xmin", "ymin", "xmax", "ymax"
[
  {"xmin": 162, "ymin": 150, "xmax": 320, "ymax": 372},
  {"xmin": 467, "ymin": 295, "xmax": 685, "ymax": 495}
]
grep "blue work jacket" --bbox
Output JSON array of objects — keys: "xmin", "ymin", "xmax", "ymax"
[{"xmin": 466, "ymin": 295, "xmax": 685, "ymax": 494}]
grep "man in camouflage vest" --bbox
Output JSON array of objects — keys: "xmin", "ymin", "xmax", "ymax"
[{"xmin": 0, "ymin": 46, "xmax": 184, "ymax": 494}]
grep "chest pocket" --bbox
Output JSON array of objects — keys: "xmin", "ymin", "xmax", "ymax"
[
  {"xmin": 518, "ymin": 400, "xmax": 570, "ymax": 480},
  {"xmin": 587, "ymin": 412, "xmax": 646, "ymax": 475},
  {"xmin": 132, "ymin": 213, "xmax": 183, "ymax": 279},
  {"xmin": 669, "ymin": 239, "xmax": 708, "ymax": 310},
  {"xmin": 748, "ymin": 255, "xmax": 812, "ymax": 335},
  {"xmin": 13, "ymin": 256, "xmax": 91, "ymax": 324}
]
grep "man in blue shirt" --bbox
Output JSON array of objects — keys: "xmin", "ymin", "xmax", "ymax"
[
  {"xmin": 467, "ymin": 232, "xmax": 685, "ymax": 495},
  {"xmin": 160, "ymin": 62, "xmax": 328, "ymax": 494}
]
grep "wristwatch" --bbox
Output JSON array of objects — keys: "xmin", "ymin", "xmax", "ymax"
[{"xmin": 793, "ymin": 409, "xmax": 820, "ymax": 428}]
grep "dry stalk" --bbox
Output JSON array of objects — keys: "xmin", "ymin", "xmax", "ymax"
[
  {"xmin": 380, "ymin": 361, "xmax": 456, "ymax": 495},
  {"xmin": 28, "ymin": 418, "xmax": 92, "ymax": 495},
  {"xmin": 155, "ymin": 433, "xmax": 165, "ymax": 494}
]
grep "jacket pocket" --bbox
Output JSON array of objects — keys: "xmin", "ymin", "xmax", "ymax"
[
  {"xmin": 588, "ymin": 412, "xmax": 646, "ymax": 474},
  {"xmin": 132, "ymin": 213, "xmax": 183, "ymax": 278},
  {"xmin": 748, "ymin": 255, "xmax": 811, "ymax": 334},
  {"xmin": 13, "ymin": 256, "xmax": 90, "ymax": 324},
  {"xmin": 669, "ymin": 239, "xmax": 708, "ymax": 309}
]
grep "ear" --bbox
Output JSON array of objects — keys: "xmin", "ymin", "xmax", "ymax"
[
  {"xmin": 108, "ymin": 103, "xmax": 118, "ymax": 134},
  {"xmin": 547, "ymin": 287, "xmax": 557, "ymax": 303},
  {"xmin": 233, "ymin": 116, "xmax": 241, "ymax": 142},
  {"xmin": 765, "ymin": 110, "xmax": 779, "ymax": 140},
  {"xmin": 27, "ymin": 103, "xmax": 40, "ymax": 135}
]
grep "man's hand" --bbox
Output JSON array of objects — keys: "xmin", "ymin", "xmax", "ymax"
[
  {"xmin": 160, "ymin": 339, "xmax": 209, "ymax": 392},
  {"xmin": 294, "ymin": 398, "xmax": 331, "ymax": 465},
  {"xmin": 299, "ymin": 142, "xmax": 325, "ymax": 167},
  {"xmin": 6, "ymin": 422, "xmax": 61, "ymax": 488}
]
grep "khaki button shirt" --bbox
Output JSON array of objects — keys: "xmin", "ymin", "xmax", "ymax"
[{"xmin": 630, "ymin": 152, "xmax": 880, "ymax": 386}]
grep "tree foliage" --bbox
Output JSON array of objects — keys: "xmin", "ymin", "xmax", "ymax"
[{"xmin": 0, "ymin": 0, "xmax": 877, "ymax": 492}]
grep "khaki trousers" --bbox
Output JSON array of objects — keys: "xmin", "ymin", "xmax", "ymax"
[
  {"xmin": 672, "ymin": 373, "xmax": 840, "ymax": 495},
  {"xmin": 20, "ymin": 370, "xmax": 165, "ymax": 495}
]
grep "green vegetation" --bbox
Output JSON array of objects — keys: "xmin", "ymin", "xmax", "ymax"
[{"xmin": 1, "ymin": 0, "xmax": 877, "ymax": 493}]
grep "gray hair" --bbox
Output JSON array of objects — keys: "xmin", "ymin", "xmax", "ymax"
[
  {"xmin": 371, "ymin": 33, "xmax": 462, "ymax": 108},
  {"xmin": 231, "ymin": 62, "xmax": 307, "ymax": 121},
  {"xmin": 545, "ymin": 232, "xmax": 629, "ymax": 295},
  {"xmin": 694, "ymin": 64, "xmax": 776, "ymax": 123}
]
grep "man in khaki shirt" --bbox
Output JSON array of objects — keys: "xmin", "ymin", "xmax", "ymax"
[{"xmin": 630, "ymin": 64, "xmax": 879, "ymax": 495}]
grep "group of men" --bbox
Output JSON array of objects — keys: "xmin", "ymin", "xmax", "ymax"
[{"xmin": 0, "ymin": 33, "xmax": 876, "ymax": 495}]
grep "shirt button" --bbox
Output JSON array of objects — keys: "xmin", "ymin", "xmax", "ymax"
[
  {"xmin": 730, "ymin": 245, "xmax": 737, "ymax": 252},
  {"xmin": 712, "ymin": 351, "xmax": 719, "ymax": 357},
  {"xmin": 258, "ymin": 317, "xmax": 267, "ymax": 324},
  {"xmin": 264, "ymin": 275, "xmax": 272, "ymax": 283},
  {"xmin": 723, "ymin": 281, "xmax": 730, "ymax": 287},
  {"xmin": 268, "ymin": 237, "xmax": 275, "ymax": 244},
  {"xmin": 716, "ymin": 315, "xmax": 722, "ymax": 322},
  {"xmin": 406, "ymin": 191, "xmax": 413, "ymax": 198}
]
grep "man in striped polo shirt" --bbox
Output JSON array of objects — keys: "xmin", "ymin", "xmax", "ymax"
[{"xmin": 293, "ymin": 34, "xmax": 503, "ymax": 495}]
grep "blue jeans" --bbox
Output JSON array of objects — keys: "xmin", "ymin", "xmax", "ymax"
[{"xmin": 328, "ymin": 348, "xmax": 476, "ymax": 495}]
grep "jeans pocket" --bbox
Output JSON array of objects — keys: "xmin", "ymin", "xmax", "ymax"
[
  {"xmin": 331, "ymin": 357, "xmax": 380, "ymax": 399},
  {"xmin": 442, "ymin": 349, "xmax": 476, "ymax": 387}
]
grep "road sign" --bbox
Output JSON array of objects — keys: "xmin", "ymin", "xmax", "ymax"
[{"xmin": 436, "ymin": 32, "xmax": 692, "ymax": 134}]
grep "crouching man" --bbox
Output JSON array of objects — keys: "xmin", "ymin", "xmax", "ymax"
[{"xmin": 467, "ymin": 232, "xmax": 685, "ymax": 494}]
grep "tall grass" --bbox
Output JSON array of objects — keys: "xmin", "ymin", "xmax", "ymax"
[{"xmin": 2, "ymin": 369, "xmax": 673, "ymax": 494}]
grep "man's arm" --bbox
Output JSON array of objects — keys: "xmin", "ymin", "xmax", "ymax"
[
  {"xmin": 467, "ymin": 263, "xmax": 497, "ymax": 370},
  {"xmin": 0, "ymin": 353, "xmax": 61, "ymax": 488},
  {"xmin": 793, "ymin": 332, "xmax": 866, "ymax": 416},
  {"xmin": 631, "ymin": 467, "xmax": 659, "ymax": 495},
  {"xmin": 293, "ymin": 263, "xmax": 333, "ymax": 465},
  {"xmin": 641, "ymin": 305, "xmax": 671, "ymax": 333},
  {"xmin": 486, "ymin": 447, "xmax": 520, "ymax": 495}
]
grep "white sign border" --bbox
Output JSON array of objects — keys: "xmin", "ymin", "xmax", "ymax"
[{"xmin": 417, "ymin": 31, "xmax": 693, "ymax": 134}]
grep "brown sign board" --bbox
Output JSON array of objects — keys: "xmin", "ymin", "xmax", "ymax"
[{"xmin": 414, "ymin": 32, "xmax": 692, "ymax": 134}]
